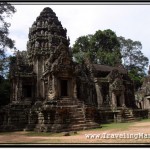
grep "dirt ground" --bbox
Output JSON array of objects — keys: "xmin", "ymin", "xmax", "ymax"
[{"xmin": 0, "ymin": 121, "xmax": 150, "ymax": 145}]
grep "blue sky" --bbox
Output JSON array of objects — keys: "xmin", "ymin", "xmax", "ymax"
[{"xmin": 7, "ymin": 4, "xmax": 150, "ymax": 69}]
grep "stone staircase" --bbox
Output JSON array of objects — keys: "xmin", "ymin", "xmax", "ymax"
[
  {"xmin": 32, "ymin": 98, "xmax": 100, "ymax": 132},
  {"xmin": 117, "ymin": 108, "xmax": 136, "ymax": 122},
  {"xmin": 52, "ymin": 98, "xmax": 100, "ymax": 132},
  {"xmin": 57, "ymin": 97, "xmax": 77, "ymax": 106}
]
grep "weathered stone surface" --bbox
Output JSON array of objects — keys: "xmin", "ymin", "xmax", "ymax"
[
  {"xmin": 136, "ymin": 66, "xmax": 150, "ymax": 109},
  {"xmin": 0, "ymin": 7, "xmax": 138, "ymax": 132}
]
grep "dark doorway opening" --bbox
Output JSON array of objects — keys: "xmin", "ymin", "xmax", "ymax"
[
  {"xmin": 23, "ymin": 85, "xmax": 32, "ymax": 98},
  {"xmin": 61, "ymin": 80, "xmax": 68, "ymax": 96},
  {"xmin": 116, "ymin": 95, "xmax": 121, "ymax": 107}
]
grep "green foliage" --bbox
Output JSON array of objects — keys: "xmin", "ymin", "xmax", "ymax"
[
  {"xmin": 97, "ymin": 50, "xmax": 121, "ymax": 66},
  {"xmin": 91, "ymin": 29, "xmax": 120, "ymax": 53},
  {"xmin": 118, "ymin": 36, "xmax": 149, "ymax": 69},
  {"xmin": 9, "ymin": 55, "xmax": 16, "ymax": 66},
  {"xmin": 72, "ymin": 29, "xmax": 122, "ymax": 66},
  {"xmin": 118, "ymin": 37, "xmax": 149, "ymax": 90},
  {"xmin": 72, "ymin": 30, "xmax": 149, "ymax": 90},
  {"xmin": 0, "ymin": 2, "xmax": 16, "ymax": 77},
  {"xmin": 0, "ymin": 3, "xmax": 16, "ymax": 106},
  {"xmin": 72, "ymin": 35, "xmax": 93, "ymax": 63}
]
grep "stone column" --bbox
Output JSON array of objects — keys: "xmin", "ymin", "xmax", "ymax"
[
  {"xmin": 42, "ymin": 80, "xmax": 45, "ymax": 99},
  {"xmin": 73, "ymin": 78, "xmax": 77, "ymax": 99},
  {"xmin": 42, "ymin": 57, "xmax": 45, "ymax": 99},
  {"xmin": 111, "ymin": 92, "xmax": 117, "ymax": 108},
  {"xmin": 17, "ymin": 80, "xmax": 22, "ymax": 102},
  {"xmin": 94, "ymin": 78, "xmax": 103, "ymax": 109},
  {"xmin": 36, "ymin": 59, "xmax": 40, "ymax": 99},
  {"xmin": 120, "ymin": 91, "xmax": 125, "ymax": 107},
  {"xmin": 16, "ymin": 79, "xmax": 19, "ymax": 101},
  {"xmin": 52, "ymin": 75, "xmax": 57, "ymax": 99}
]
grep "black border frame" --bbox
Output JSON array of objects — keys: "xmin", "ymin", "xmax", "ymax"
[{"xmin": 1, "ymin": 1, "xmax": 150, "ymax": 148}]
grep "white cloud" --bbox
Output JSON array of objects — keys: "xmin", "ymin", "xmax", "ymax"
[{"xmin": 7, "ymin": 4, "xmax": 150, "ymax": 64}]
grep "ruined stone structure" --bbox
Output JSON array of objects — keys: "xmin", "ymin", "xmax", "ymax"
[
  {"xmin": 0, "ymin": 7, "xmax": 138, "ymax": 132},
  {"xmin": 135, "ymin": 66, "xmax": 150, "ymax": 110}
]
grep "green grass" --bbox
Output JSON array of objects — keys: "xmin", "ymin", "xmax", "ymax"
[
  {"xmin": 87, "ymin": 118, "xmax": 150, "ymax": 131},
  {"xmin": 100, "ymin": 122, "xmax": 134, "ymax": 131},
  {"xmin": 139, "ymin": 118, "xmax": 150, "ymax": 122},
  {"xmin": 1, "ymin": 118, "xmax": 150, "ymax": 137},
  {"xmin": 94, "ymin": 118, "xmax": 150, "ymax": 131},
  {"xmin": 0, "ymin": 132, "xmax": 14, "ymax": 135}
]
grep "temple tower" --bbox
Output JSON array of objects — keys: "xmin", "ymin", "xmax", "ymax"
[{"xmin": 27, "ymin": 7, "xmax": 75, "ymax": 101}]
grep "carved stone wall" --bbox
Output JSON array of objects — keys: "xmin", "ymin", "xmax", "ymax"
[
  {"xmin": 136, "ymin": 66, "xmax": 150, "ymax": 109},
  {"xmin": 0, "ymin": 7, "xmax": 137, "ymax": 132}
]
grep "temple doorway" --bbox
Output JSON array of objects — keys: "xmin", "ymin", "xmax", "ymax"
[
  {"xmin": 116, "ymin": 95, "xmax": 121, "ymax": 107},
  {"xmin": 23, "ymin": 85, "xmax": 32, "ymax": 98},
  {"xmin": 60, "ymin": 80, "xmax": 68, "ymax": 97}
]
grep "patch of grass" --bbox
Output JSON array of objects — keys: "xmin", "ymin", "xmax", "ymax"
[
  {"xmin": 79, "ymin": 122, "xmax": 134, "ymax": 132},
  {"xmin": 91, "ymin": 122, "xmax": 134, "ymax": 131},
  {"xmin": 0, "ymin": 132, "xmax": 14, "ymax": 135},
  {"xmin": 102, "ymin": 122, "xmax": 133, "ymax": 130},
  {"xmin": 89, "ymin": 118, "xmax": 150, "ymax": 131},
  {"xmin": 139, "ymin": 118, "xmax": 150, "ymax": 122}
]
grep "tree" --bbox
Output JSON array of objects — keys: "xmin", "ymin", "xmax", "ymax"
[
  {"xmin": 118, "ymin": 36, "xmax": 149, "ymax": 90},
  {"xmin": 72, "ymin": 34, "xmax": 92, "ymax": 63},
  {"xmin": 0, "ymin": 2, "xmax": 16, "ymax": 77},
  {"xmin": 0, "ymin": 3, "xmax": 16, "ymax": 106},
  {"xmin": 72, "ymin": 29, "xmax": 122, "ymax": 66}
]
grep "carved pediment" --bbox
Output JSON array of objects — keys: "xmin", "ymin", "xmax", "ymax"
[
  {"xmin": 110, "ymin": 77, "xmax": 124, "ymax": 93},
  {"xmin": 107, "ymin": 69, "xmax": 122, "ymax": 83}
]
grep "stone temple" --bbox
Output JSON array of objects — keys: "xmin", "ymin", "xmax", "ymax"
[
  {"xmin": 135, "ymin": 66, "xmax": 150, "ymax": 110},
  {"xmin": 0, "ymin": 7, "xmax": 146, "ymax": 132}
]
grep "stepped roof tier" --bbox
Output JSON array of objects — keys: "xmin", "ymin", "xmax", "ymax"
[{"xmin": 27, "ymin": 7, "xmax": 70, "ymax": 65}]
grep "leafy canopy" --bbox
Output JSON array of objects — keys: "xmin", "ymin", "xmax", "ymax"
[
  {"xmin": 118, "ymin": 36, "xmax": 149, "ymax": 90},
  {"xmin": 0, "ymin": 2, "xmax": 16, "ymax": 77},
  {"xmin": 0, "ymin": 2, "xmax": 16, "ymax": 106},
  {"xmin": 72, "ymin": 30, "xmax": 149, "ymax": 90},
  {"xmin": 72, "ymin": 29, "xmax": 122, "ymax": 66}
]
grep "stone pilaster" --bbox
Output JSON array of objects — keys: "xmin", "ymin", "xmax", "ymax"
[
  {"xmin": 120, "ymin": 91, "xmax": 125, "ymax": 107},
  {"xmin": 94, "ymin": 78, "xmax": 103, "ymax": 109},
  {"xmin": 73, "ymin": 79, "xmax": 77, "ymax": 99},
  {"xmin": 111, "ymin": 92, "xmax": 117, "ymax": 108}
]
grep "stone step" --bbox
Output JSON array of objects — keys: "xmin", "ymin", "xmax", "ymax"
[
  {"xmin": 124, "ymin": 114, "xmax": 133, "ymax": 117},
  {"xmin": 58, "ymin": 101, "xmax": 75, "ymax": 104},
  {"xmin": 34, "ymin": 99, "xmax": 99, "ymax": 132},
  {"xmin": 68, "ymin": 125, "xmax": 100, "ymax": 131},
  {"xmin": 71, "ymin": 115, "xmax": 85, "ymax": 118},
  {"xmin": 71, "ymin": 120, "xmax": 86, "ymax": 123},
  {"xmin": 125, "ymin": 118, "xmax": 135, "ymax": 121},
  {"xmin": 125, "ymin": 113, "xmax": 132, "ymax": 115},
  {"xmin": 72, "ymin": 117, "xmax": 85, "ymax": 121},
  {"xmin": 57, "ymin": 105, "xmax": 76, "ymax": 107},
  {"xmin": 76, "ymin": 108, "xmax": 83, "ymax": 110},
  {"xmin": 57, "ymin": 103, "xmax": 76, "ymax": 106},
  {"xmin": 71, "ymin": 124, "xmax": 93, "ymax": 128},
  {"xmin": 74, "ymin": 110, "xmax": 84, "ymax": 114},
  {"xmin": 126, "ymin": 116, "xmax": 134, "ymax": 119}
]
